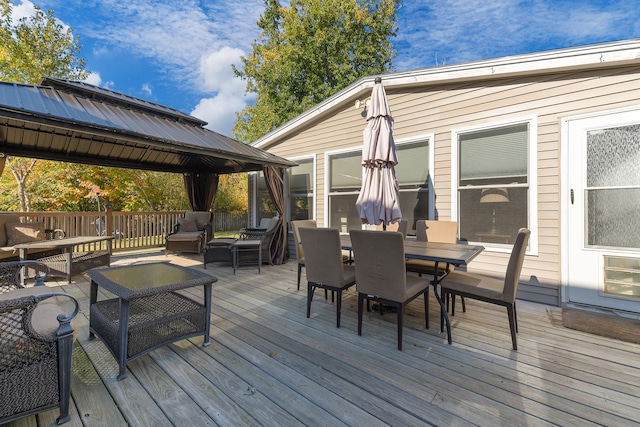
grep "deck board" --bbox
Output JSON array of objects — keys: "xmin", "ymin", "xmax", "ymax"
[{"xmin": 5, "ymin": 250, "xmax": 640, "ymax": 426}]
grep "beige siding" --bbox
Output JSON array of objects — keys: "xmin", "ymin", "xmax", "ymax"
[{"xmin": 264, "ymin": 64, "xmax": 640, "ymax": 306}]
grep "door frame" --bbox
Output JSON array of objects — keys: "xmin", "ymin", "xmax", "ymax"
[{"xmin": 560, "ymin": 104, "xmax": 640, "ymax": 309}]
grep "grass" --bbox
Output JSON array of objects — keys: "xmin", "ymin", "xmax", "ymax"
[{"xmin": 214, "ymin": 230, "xmax": 241, "ymax": 238}]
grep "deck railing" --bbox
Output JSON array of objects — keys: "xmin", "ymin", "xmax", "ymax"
[{"xmin": 11, "ymin": 207, "xmax": 247, "ymax": 253}]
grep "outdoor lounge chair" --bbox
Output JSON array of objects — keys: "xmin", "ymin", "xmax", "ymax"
[
  {"xmin": 0, "ymin": 261, "xmax": 79, "ymax": 425},
  {"xmin": 349, "ymin": 229, "xmax": 431, "ymax": 350},
  {"xmin": 165, "ymin": 211, "xmax": 213, "ymax": 254},
  {"xmin": 439, "ymin": 228, "xmax": 530, "ymax": 350},
  {"xmin": 238, "ymin": 216, "xmax": 281, "ymax": 265},
  {"xmin": 299, "ymin": 227, "xmax": 356, "ymax": 328}
]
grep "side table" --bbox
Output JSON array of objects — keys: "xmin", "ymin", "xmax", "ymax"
[
  {"xmin": 232, "ymin": 239, "xmax": 262, "ymax": 274},
  {"xmin": 88, "ymin": 262, "xmax": 216, "ymax": 380}
]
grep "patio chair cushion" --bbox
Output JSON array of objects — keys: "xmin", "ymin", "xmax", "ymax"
[
  {"xmin": 0, "ymin": 214, "xmax": 20, "ymax": 247},
  {"xmin": 0, "ymin": 287, "xmax": 69, "ymax": 336},
  {"xmin": 184, "ymin": 211, "xmax": 212, "ymax": 230},
  {"xmin": 166, "ymin": 231, "xmax": 203, "ymax": 241},
  {"xmin": 6, "ymin": 222, "xmax": 46, "ymax": 246},
  {"xmin": 177, "ymin": 217, "xmax": 198, "ymax": 232}
]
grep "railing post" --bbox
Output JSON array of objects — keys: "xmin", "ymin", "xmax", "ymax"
[{"xmin": 105, "ymin": 204, "xmax": 113, "ymax": 238}]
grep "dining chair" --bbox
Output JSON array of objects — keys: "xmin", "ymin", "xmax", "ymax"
[
  {"xmin": 349, "ymin": 229, "xmax": 431, "ymax": 350},
  {"xmin": 386, "ymin": 219, "xmax": 408, "ymax": 237},
  {"xmin": 291, "ymin": 219, "xmax": 317, "ymax": 290},
  {"xmin": 406, "ymin": 220, "xmax": 463, "ymax": 319},
  {"xmin": 299, "ymin": 227, "xmax": 356, "ymax": 328},
  {"xmin": 439, "ymin": 228, "xmax": 530, "ymax": 350}
]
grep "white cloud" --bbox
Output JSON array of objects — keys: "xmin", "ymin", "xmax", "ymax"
[
  {"xmin": 141, "ymin": 83, "xmax": 152, "ymax": 96},
  {"xmin": 190, "ymin": 46, "xmax": 251, "ymax": 137},
  {"xmin": 48, "ymin": 0, "xmax": 265, "ymax": 135},
  {"xmin": 83, "ymin": 71, "xmax": 102, "ymax": 86},
  {"xmin": 191, "ymin": 92, "xmax": 246, "ymax": 138},
  {"xmin": 11, "ymin": 0, "xmax": 36, "ymax": 21},
  {"xmin": 197, "ymin": 47, "xmax": 246, "ymax": 93}
]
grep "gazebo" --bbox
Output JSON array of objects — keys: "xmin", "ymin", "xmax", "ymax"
[{"xmin": 0, "ymin": 77, "xmax": 295, "ymax": 263}]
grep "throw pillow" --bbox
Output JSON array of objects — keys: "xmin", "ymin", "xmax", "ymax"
[
  {"xmin": 6, "ymin": 222, "xmax": 46, "ymax": 246},
  {"xmin": 177, "ymin": 218, "xmax": 198, "ymax": 232}
]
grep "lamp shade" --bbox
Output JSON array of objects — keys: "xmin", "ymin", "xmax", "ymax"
[{"xmin": 480, "ymin": 188, "xmax": 509, "ymax": 203}]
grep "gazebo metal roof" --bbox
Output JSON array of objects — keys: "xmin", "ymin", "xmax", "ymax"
[{"xmin": 0, "ymin": 77, "xmax": 295, "ymax": 174}]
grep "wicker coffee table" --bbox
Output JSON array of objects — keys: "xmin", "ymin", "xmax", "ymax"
[{"xmin": 88, "ymin": 262, "xmax": 216, "ymax": 380}]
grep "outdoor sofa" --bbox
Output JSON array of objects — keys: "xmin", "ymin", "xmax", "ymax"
[{"xmin": 0, "ymin": 213, "xmax": 65, "ymax": 261}]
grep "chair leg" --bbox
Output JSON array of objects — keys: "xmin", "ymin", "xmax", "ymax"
[
  {"xmin": 507, "ymin": 303, "xmax": 518, "ymax": 350},
  {"xmin": 423, "ymin": 291, "xmax": 429, "ymax": 329},
  {"xmin": 514, "ymin": 302, "xmax": 518, "ymax": 333},
  {"xmin": 451, "ymin": 293, "xmax": 456, "ymax": 315},
  {"xmin": 461, "ymin": 296, "xmax": 466, "ymax": 313},
  {"xmin": 336, "ymin": 290, "xmax": 342, "ymax": 328},
  {"xmin": 307, "ymin": 283, "xmax": 315, "ymax": 318},
  {"xmin": 358, "ymin": 293, "xmax": 365, "ymax": 336},
  {"xmin": 397, "ymin": 303, "xmax": 403, "ymax": 351},
  {"xmin": 297, "ymin": 264, "xmax": 302, "ymax": 290}
]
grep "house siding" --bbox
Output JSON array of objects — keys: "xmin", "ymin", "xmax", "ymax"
[{"xmin": 259, "ymin": 62, "xmax": 640, "ymax": 307}]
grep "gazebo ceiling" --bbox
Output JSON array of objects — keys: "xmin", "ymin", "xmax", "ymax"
[{"xmin": 0, "ymin": 77, "xmax": 295, "ymax": 174}]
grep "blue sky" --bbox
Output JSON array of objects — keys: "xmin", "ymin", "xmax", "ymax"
[{"xmin": 11, "ymin": 0, "xmax": 639, "ymax": 137}]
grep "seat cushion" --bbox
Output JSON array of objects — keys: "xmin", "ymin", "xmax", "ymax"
[
  {"xmin": 404, "ymin": 274, "xmax": 431, "ymax": 301},
  {"xmin": 406, "ymin": 259, "xmax": 453, "ymax": 275},
  {"xmin": 166, "ymin": 231, "xmax": 203, "ymax": 241},
  {"xmin": 440, "ymin": 271, "xmax": 506, "ymax": 301},
  {"xmin": 0, "ymin": 287, "xmax": 66, "ymax": 336}
]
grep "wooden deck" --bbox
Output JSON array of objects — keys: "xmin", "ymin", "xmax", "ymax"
[{"xmin": 8, "ymin": 250, "xmax": 640, "ymax": 426}]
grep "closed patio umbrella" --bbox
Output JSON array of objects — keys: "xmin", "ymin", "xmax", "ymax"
[{"xmin": 356, "ymin": 77, "xmax": 402, "ymax": 226}]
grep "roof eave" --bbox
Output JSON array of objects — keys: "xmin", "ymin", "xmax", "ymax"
[{"xmin": 253, "ymin": 38, "xmax": 640, "ymax": 149}]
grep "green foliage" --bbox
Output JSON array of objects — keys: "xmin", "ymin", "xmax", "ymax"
[
  {"xmin": 233, "ymin": 0, "xmax": 400, "ymax": 142},
  {"xmin": 213, "ymin": 173, "xmax": 248, "ymax": 213},
  {"xmin": 21, "ymin": 162, "xmax": 190, "ymax": 212},
  {"xmin": 0, "ymin": 0, "xmax": 87, "ymax": 84}
]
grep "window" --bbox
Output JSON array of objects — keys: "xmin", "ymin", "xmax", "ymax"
[
  {"xmin": 396, "ymin": 139, "xmax": 431, "ymax": 236},
  {"xmin": 454, "ymin": 121, "xmax": 534, "ymax": 246},
  {"xmin": 327, "ymin": 150, "xmax": 362, "ymax": 232},
  {"xmin": 327, "ymin": 140, "xmax": 431, "ymax": 234},
  {"xmin": 288, "ymin": 157, "xmax": 314, "ymax": 221}
]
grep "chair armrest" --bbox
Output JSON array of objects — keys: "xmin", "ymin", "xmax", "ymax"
[
  {"xmin": 36, "ymin": 292, "xmax": 80, "ymax": 337},
  {"xmin": 45, "ymin": 228, "xmax": 65, "ymax": 239},
  {"xmin": 240, "ymin": 229, "xmax": 267, "ymax": 240},
  {"xmin": 166, "ymin": 223, "xmax": 181, "ymax": 239},
  {"xmin": 19, "ymin": 260, "xmax": 50, "ymax": 286}
]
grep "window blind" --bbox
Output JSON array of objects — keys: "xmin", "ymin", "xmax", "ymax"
[{"xmin": 459, "ymin": 123, "xmax": 528, "ymax": 181}]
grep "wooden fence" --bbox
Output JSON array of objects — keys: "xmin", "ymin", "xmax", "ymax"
[{"xmin": 12, "ymin": 209, "xmax": 248, "ymax": 253}]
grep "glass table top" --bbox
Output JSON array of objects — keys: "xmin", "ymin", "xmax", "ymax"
[{"xmin": 90, "ymin": 262, "xmax": 215, "ymax": 297}]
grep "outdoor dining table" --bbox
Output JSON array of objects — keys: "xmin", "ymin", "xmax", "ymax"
[{"xmin": 340, "ymin": 234, "xmax": 484, "ymax": 344}]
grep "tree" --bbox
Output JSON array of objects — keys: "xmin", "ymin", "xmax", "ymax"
[
  {"xmin": 0, "ymin": 0, "xmax": 88, "ymax": 211},
  {"xmin": 233, "ymin": 0, "xmax": 399, "ymax": 143},
  {"xmin": 0, "ymin": 1, "xmax": 87, "ymax": 84},
  {"xmin": 213, "ymin": 173, "xmax": 248, "ymax": 213}
]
